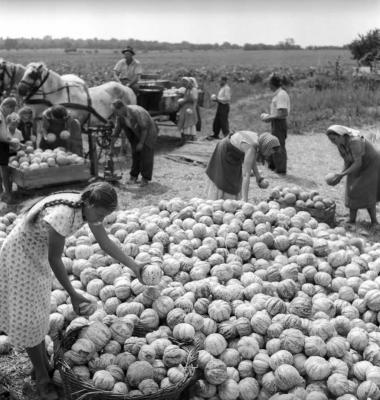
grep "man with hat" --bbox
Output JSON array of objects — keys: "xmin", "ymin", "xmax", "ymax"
[{"xmin": 113, "ymin": 46, "xmax": 143, "ymax": 94}]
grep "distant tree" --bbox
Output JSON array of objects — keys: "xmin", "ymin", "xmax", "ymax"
[
  {"xmin": 348, "ymin": 28, "xmax": 380, "ymax": 66},
  {"xmin": 4, "ymin": 38, "xmax": 18, "ymax": 50}
]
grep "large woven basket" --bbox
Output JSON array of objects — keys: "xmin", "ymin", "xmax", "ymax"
[
  {"xmin": 54, "ymin": 327, "xmax": 199, "ymax": 400},
  {"xmin": 277, "ymin": 200, "xmax": 336, "ymax": 226}
]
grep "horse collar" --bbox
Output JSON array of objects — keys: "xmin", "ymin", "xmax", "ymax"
[{"xmin": 24, "ymin": 69, "xmax": 51, "ymax": 101}]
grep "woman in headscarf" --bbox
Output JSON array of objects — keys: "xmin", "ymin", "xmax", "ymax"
[
  {"xmin": 177, "ymin": 77, "xmax": 198, "ymax": 141},
  {"xmin": 326, "ymin": 124, "xmax": 380, "ymax": 225},
  {"xmin": 205, "ymin": 131, "xmax": 280, "ymax": 202},
  {"xmin": 189, "ymin": 77, "xmax": 202, "ymax": 133}
]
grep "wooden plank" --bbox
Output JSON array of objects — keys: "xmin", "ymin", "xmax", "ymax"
[{"xmin": 10, "ymin": 164, "xmax": 91, "ymax": 190}]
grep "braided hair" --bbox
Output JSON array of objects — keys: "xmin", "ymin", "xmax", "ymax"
[{"xmin": 25, "ymin": 182, "xmax": 118, "ymax": 224}]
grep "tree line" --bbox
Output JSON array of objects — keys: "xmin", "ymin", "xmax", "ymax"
[{"xmin": 0, "ymin": 36, "xmax": 341, "ymax": 51}]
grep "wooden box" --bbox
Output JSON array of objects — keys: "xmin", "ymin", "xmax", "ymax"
[{"xmin": 10, "ymin": 164, "xmax": 91, "ymax": 190}]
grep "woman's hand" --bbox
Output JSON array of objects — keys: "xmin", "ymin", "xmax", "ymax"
[
  {"xmin": 330, "ymin": 173, "xmax": 344, "ymax": 186},
  {"xmin": 70, "ymin": 292, "xmax": 92, "ymax": 316},
  {"xmin": 133, "ymin": 262, "xmax": 146, "ymax": 285},
  {"xmin": 260, "ymin": 113, "xmax": 271, "ymax": 122}
]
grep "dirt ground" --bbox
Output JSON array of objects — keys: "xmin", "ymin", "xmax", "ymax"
[{"xmin": 1, "ymin": 108, "xmax": 380, "ymax": 399}]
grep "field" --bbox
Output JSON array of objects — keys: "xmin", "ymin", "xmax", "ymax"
[{"xmin": 1, "ymin": 48, "xmax": 380, "ymax": 399}]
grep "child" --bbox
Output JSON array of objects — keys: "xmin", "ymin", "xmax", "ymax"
[
  {"xmin": 0, "ymin": 97, "xmax": 17, "ymax": 203},
  {"xmin": 18, "ymin": 106, "xmax": 37, "ymax": 146},
  {"xmin": 6, "ymin": 112, "xmax": 23, "ymax": 144}
]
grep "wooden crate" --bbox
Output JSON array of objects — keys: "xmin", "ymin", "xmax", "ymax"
[{"xmin": 10, "ymin": 164, "xmax": 91, "ymax": 190}]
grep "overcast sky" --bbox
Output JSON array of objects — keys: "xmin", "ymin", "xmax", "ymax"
[{"xmin": 0, "ymin": 0, "xmax": 379, "ymax": 47}]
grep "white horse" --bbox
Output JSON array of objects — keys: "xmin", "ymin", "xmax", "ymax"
[{"xmin": 17, "ymin": 62, "xmax": 137, "ymax": 125}]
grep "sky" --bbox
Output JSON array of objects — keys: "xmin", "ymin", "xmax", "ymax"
[{"xmin": 0, "ymin": 0, "xmax": 379, "ymax": 47}]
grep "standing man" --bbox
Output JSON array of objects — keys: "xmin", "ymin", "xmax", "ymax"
[
  {"xmin": 113, "ymin": 46, "xmax": 143, "ymax": 155},
  {"xmin": 113, "ymin": 46, "xmax": 143, "ymax": 94},
  {"xmin": 207, "ymin": 76, "xmax": 231, "ymax": 140},
  {"xmin": 260, "ymin": 74, "xmax": 290, "ymax": 174},
  {"xmin": 111, "ymin": 100, "xmax": 158, "ymax": 187}
]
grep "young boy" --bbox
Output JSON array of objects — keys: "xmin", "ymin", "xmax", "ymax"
[{"xmin": 18, "ymin": 106, "xmax": 37, "ymax": 146}]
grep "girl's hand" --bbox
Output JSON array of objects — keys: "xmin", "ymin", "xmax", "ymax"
[
  {"xmin": 71, "ymin": 292, "xmax": 93, "ymax": 316},
  {"xmin": 134, "ymin": 263, "xmax": 145, "ymax": 285}
]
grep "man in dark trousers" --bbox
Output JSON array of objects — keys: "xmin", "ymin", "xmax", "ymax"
[
  {"xmin": 207, "ymin": 76, "xmax": 231, "ymax": 140},
  {"xmin": 111, "ymin": 100, "xmax": 158, "ymax": 187},
  {"xmin": 260, "ymin": 74, "xmax": 290, "ymax": 174}
]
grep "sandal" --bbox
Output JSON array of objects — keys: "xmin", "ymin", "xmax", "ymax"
[{"xmin": 36, "ymin": 381, "xmax": 59, "ymax": 400}]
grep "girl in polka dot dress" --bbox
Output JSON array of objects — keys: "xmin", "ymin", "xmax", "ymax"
[{"xmin": 0, "ymin": 182, "xmax": 144, "ymax": 400}]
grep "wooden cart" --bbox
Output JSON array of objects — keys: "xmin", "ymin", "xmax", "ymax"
[{"xmin": 137, "ymin": 77, "xmax": 204, "ymax": 126}]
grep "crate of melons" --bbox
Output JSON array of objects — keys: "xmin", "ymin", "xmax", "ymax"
[
  {"xmin": 9, "ymin": 146, "xmax": 91, "ymax": 189},
  {"xmin": 268, "ymin": 185, "xmax": 336, "ymax": 225}
]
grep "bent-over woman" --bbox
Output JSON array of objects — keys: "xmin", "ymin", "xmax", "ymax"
[
  {"xmin": 0, "ymin": 182, "xmax": 144, "ymax": 400},
  {"xmin": 326, "ymin": 124, "xmax": 380, "ymax": 225},
  {"xmin": 205, "ymin": 131, "xmax": 280, "ymax": 202}
]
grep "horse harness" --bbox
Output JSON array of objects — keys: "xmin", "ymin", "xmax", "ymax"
[{"xmin": 21, "ymin": 66, "xmax": 109, "ymax": 125}]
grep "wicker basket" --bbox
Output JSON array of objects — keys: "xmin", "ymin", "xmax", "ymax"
[
  {"xmin": 277, "ymin": 199, "xmax": 336, "ymax": 226},
  {"xmin": 54, "ymin": 327, "xmax": 199, "ymax": 400}
]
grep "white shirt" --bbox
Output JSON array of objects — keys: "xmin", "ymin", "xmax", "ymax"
[
  {"xmin": 270, "ymin": 87, "xmax": 290, "ymax": 116},
  {"xmin": 113, "ymin": 59, "xmax": 142, "ymax": 82},
  {"xmin": 217, "ymin": 84, "xmax": 231, "ymax": 104}
]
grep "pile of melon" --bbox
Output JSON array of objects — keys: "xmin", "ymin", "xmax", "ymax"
[
  {"xmin": 3, "ymin": 197, "xmax": 380, "ymax": 399},
  {"xmin": 269, "ymin": 186, "xmax": 335, "ymax": 212},
  {"xmin": 9, "ymin": 147, "xmax": 85, "ymax": 171}
]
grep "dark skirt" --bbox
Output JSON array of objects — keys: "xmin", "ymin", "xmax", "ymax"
[
  {"xmin": 269, "ymin": 118, "xmax": 287, "ymax": 173},
  {"xmin": 205, "ymin": 137, "xmax": 245, "ymax": 195},
  {"xmin": 0, "ymin": 142, "xmax": 10, "ymax": 166},
  {"xmin": 345, "ymin": 139, "xmax": 380, "ymax": 209}
]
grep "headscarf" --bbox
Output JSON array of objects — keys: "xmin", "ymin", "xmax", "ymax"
[
  {"xmin": 326, "ymin": 125, "xmax": 360, "ymax": 137},
  {"xmin": 181, "ymin": 77, "xmax": 191, "ymax": 85},
  {"xmin": 258, "ymin": 132, "xmax": 280, "ymax": 157}
]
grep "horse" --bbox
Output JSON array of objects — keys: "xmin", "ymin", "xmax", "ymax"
[
  {"xmin": 0, "ymin": 59, "xmax": 26, "ymax": 98},
  {"xmin": 17, "ymin": 62, "xmax": 137, "ymax": 126}
]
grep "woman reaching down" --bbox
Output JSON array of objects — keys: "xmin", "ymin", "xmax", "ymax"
[
  {"xmin": 0, "ymin": 182, "xmax": 144, "ymax": 400},
  {"xmin": 205, "ymin": 130, "xmax": 280, "ymax": 202},
  {"xmin": 326, "ymin": 124, "xmax": 380, "ymax": 226}
]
